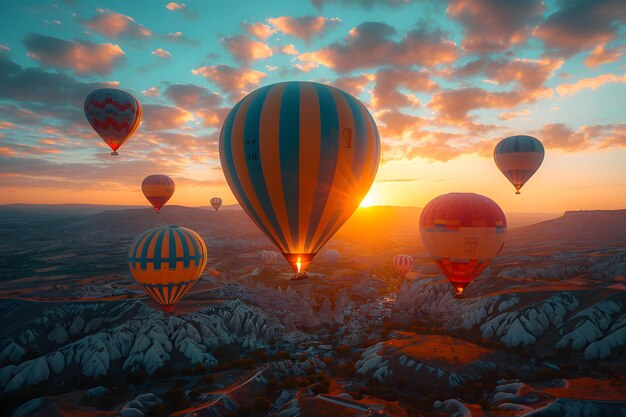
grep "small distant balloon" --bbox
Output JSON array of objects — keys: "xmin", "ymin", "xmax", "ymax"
[
  {"xmin": 419, "ymin": 193, "xmax": 507, "ymax": 298},
  {"xmin": 393, "ymin": 255, "xmax": 413, "ymax": 276},
  {"xmin": 84, "ymin": 88, "xmax": 142, "ymax": 155},
  {"xmin": 324, "ymin": 250, "xmax": 341, "ymax": 265},
  {"xmin": 259, "ymin": 250, "xmax": 277, "ymax": 267},
  {"xmin": 210, "ymin": 197, "xmax": 223, "ymax": 211},
  {"xmin": 494, "ymin": 135, "xmax": 544, "ymax": 194},
  {"xmin": 142, "ymin": 175, "xmax": 175, "ymax": 213},
  {"xmin": 128, "ymin": 225, "xmax": 207, "ymax": 313},
  {"xmin": 220, "ymin": 81, "xmax": 380, "ymax": 275}
]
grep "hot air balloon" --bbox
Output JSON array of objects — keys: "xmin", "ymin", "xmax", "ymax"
[
  {"xmin": 128, "ymin": 225, "xmax": 207, "ymax": 312},
  {"xmin": 210, "ymin": 197, "xmax": 223, "ymax": 211},
  {"xmin": 494, "ymin": 135, "xmax": 544, "ymax": 194},
  {"xmin": 419, "ymin": 193, "xmax": 506, "ymax": 298},
  {"xmin": 142, "ymin": 175, "xmax": 175, "ymax": 213},
  {"xmin": 393, "ymin": 254, "xmax": 413, "ymax": 276},
  {"xmin": 84, "ymin": 88, "xmax": 142, "ymax": 155},
  {"xmin": 259, "ymin": 250, "xmax": 277, "ymax": 267},
  {"xmin": 220, "ymin": 81, "xmax": 380, "ymax": 279},
  {"xmin": 324, "ymin": 250, "xmax": 341, "ymax": 265}
]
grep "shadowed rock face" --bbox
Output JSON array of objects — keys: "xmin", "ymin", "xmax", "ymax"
[{"xmin": 0, "ymin": 299, "xmax": 275, "ymax": 393}]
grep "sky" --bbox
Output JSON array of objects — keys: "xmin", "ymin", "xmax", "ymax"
[{"xmin": 0, "ymin": 0, "xmax": 625, "ymax": 213}]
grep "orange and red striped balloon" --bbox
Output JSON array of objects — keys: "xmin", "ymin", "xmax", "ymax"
[
  {"xmin": 128, "ymin": 225, "xmax": 207, "ymax": 312},
  {"xmin": 419, "ymin": 193, "xmax": 507, "ymax": 298},
  {"xmin": 84, "ymin": 88, "xmax": 142, "ymax": 155},
  {"xmin": 220, "ymin": 81, "xmax": 380, "ymax": 274},
  {"xmin": 142, "ymin": 175, "xmax": 175, "ymax": 213}
]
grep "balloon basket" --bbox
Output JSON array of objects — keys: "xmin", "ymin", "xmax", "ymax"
[
  {"xmin": 111, "ymin": 151, "xmax": 119, "ymax": 156},
  {"xmin": 454, "ymin": 293, "xmax": 465, "ymax": 300},
  {"xmin": 515, "ymin": 191, "xmax": 521, "ymax": 195},
  {"xmin": 291, "ymin": 272, "xmax": 309, "ymax": 282},
  {"xmin": 163, "ymin": 305, "xmax": 174, "ymax": 313}
]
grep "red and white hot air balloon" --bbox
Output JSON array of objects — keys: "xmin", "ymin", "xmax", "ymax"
[
  {"xmin": 210, "ymin": 197, "xmax": 223, "ymax": 211},
  {"xmin": 419, "ymin": 193, "xmax": 507, "ymax": 298},
  {"xmin": 142, "ymin": 175, "xmax": 175, "ymax": 213},
  {"xmin": 259, "ymin": 250, "xmax": 277, "ymax": 267}
]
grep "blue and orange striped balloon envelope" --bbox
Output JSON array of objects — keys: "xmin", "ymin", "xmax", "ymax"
[
  {"xmin": 220, "ymin": 81, "xmax": 380, "ymax": 274},
  {"xmin": 128, "ymin": 225, "xmax": 207, "ymax": 312}
]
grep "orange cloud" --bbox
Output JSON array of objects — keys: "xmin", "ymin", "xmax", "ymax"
[
  {"xmin": 299, "ymin": 22, "xmax": 458, "ymax": 72},
  {"xmin": 556, "ymin": 73, "xmax": 626, "ymax": 96},
  {"xmin": 447, "ymin": 0, "xmax": 544, "ymax": 52},
  {"xmin": 585, "ymin": 43, "xmax": 624, "ymax": 68},
  {"xmin": 371, "ymin": 68, "xmax": 438, "ymax": 109},
  {"xmin": 268, "ymin": 16, "xmax": 341, "ymax": 42},
  {"xmin": 243, "ymin": 22, "xmax": 275, "ymax": 39},
  {"xmin": 275, "ymin": 44, "xmax": 298, "ymax": 55},
  {"xmin": 222, "ymin": 35, "xmax": 273, "ymax": 64},
  {"xmin": 23, "ymin": 34, "xmax": 125, "ymax": 75},
  {"xmin": 141, "ymin": 86, "xmax": 160, "ymax": 97},
  {"xmin": 151, "ymin": 48, "xmax": 172, "ymax": 59},
  {"xmin": 499, "ymin": 109, "xmax": 530, "ymax": 121},
  {"xmin": 141, "ymin": 104, "xmax": 195, "ymax": 131},
  {"xmin": 192, "ymin": 65, "xmax": 267, "ymax": 94},
  {"xmin": 331, "ymin": 74, "xmax": 375, "ymax": 97},
  {"xmin": 534, "ymin": 0, "xmax": 625, "ymax": 56},
  {"xmin": 82, "ymin": 11, "xmax": 152, "ymax": 39}
]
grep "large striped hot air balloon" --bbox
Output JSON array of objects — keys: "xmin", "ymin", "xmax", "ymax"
[
  {"xmin": 142, "ymin": 175, "xmax": 175, "ymax": 213},
  {"xmin": 393, "ymin": 254, "xmax": 413, "ymax": 276},
  {"xmin": 210, "ymin": 197, "xmax": 223, "ymax": 211},
  {"xmin": 220, "ymin": 81, "xmax": 380, "ymax": 276},
  {"xmin": 494, "ymin": 135, "xmax": 544, "ymax": 194},
  {"xmin": 128, "ymin": 225, "xmax": 207, "ymax": 312},
  {"xmin": 419, "ymin": 193, "xmax": 506, "ymax": 298},
  {"xmin": 84, "ymin": 88, "xmax": 142, "ymax": 155}
]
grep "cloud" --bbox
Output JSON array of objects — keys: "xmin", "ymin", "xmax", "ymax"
[
  {"xmin": 556, "ymin": 73, "xmax": 626, "ymax": 96},
  {"xmin": 0, "ymin": 43, "xmax": 9, "ymax": 52},
  {"xmin": 293, "ymin": 62, "xmax": 319, "ymax": 72},
  {"xmin": 449, "ymin": 57, "xmax": 563, "ymax": 90},
  {"xmin": 371, "ymin": 68, "xmax": 438, "ymax": 109},
  {"xmin": 268, "ymin": 16, "xmax": 341, "ymax": 43},
  {"xmin": 192, "ymin": 65, "xmax": 267, "ymax": 94},
  {"xmin": 151, "ymin": 48, "xmax": 172, "ymax": 59},
  {"xmin": 82, "ymin": 10, "xmax": 152, "ymax": 39},
  {"xmin": 23, "ymin": 33, "xmax": 125, "ymax": 75},
  {"xmin": 163, "ymin": 84, "xmax": 222, "ymax": 110},
  {"xmin": 427, "ymin": 86, "xmax": 552, "ymax": 125},
  {"xmin": 312, "ymin": 0, "xmax": 415, "ymax": 9},
  {"xmin": 585, "ymin": 43, "xmax": 623, "ymax": 68},
  {"xmin": 274, "ymin": 44, "xmax": 299, "ymax": 55},
  {"xmin": 499, "ymin": 109, "xmax": 530, "ymax": 120},
  {"xmin": 331, "ymin": 73, "xmax": 375, "ymax": 96},
  {"xmin": 534, "ymin": 0, "xmax": 626, "ymax": 57},
  {"xmin": 141, "ymin": 86, "xmax": 160, "ymax": 97},
  {"xmin": 298, "ymin": 22, "xmax": 458, "ymax": 72},
  {"xmin": 242, "ymin": 22, "xmax": 275, "ymax": 40},
  {"xmin": 446, "ymin": 0, "xmax": 544, "ymax": 52},
  {"xmin": 534, "ymin": 123, "xmax": 589, "ymax": 151},
  {"xmin": 165, "ymin": 2, "xmax": 197, "ymax": 18},
  {"xmin": 141, "ymin": 104, "xmax": 195, "ymax": 131},
  {"xmin": 163, "ymin": 31, "xmax": 200, "ymax": 45},
  {"xmin": 222, "ymin": 35, "xmax": 273, "ymax": 64}
]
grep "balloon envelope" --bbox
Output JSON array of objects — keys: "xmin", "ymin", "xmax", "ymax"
[
  {"xmin": 220, "ymin": 81, "xmax": 380, "ymax": 274},
  {"xmin": 259, "ymin": 250, "xmax": 277, "ymax": 267},
  {"xmin": 494, "ymin": 135, "xmax": 544, "ymax": 194},
  {"xmin": 393, "ymin": 254, "xmax": 413, "ymax": 275},
  {"xmin": 324, "ymin": 250, "xmax": 341, "ymax": 265},
  {"xmin": 210, "ymin": 197, "xmax": 223, "ymax": 211},
  {"xmin": 142, "ymin": 175, "xmax": 175, "ymax": 213},
  {"xmin": 419, "ymin": 193, "xmax": 506, "ymax": 297},
  {"xmin": 84, "ymin": 88, "xmax": 142, "ymax": 155},
  {"xmin": 128, "ymin": 225, "xmax": 207, "ymax": 312}
]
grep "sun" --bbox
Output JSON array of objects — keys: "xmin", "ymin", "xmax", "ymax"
[{"xmin": 359, "ymin": 188, "xmax": 378, "ymax": 207}]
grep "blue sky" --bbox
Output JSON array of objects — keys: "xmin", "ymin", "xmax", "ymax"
[{"xmin": 0, "ymin": 0, "xmax": 624, "ymax": 210}]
